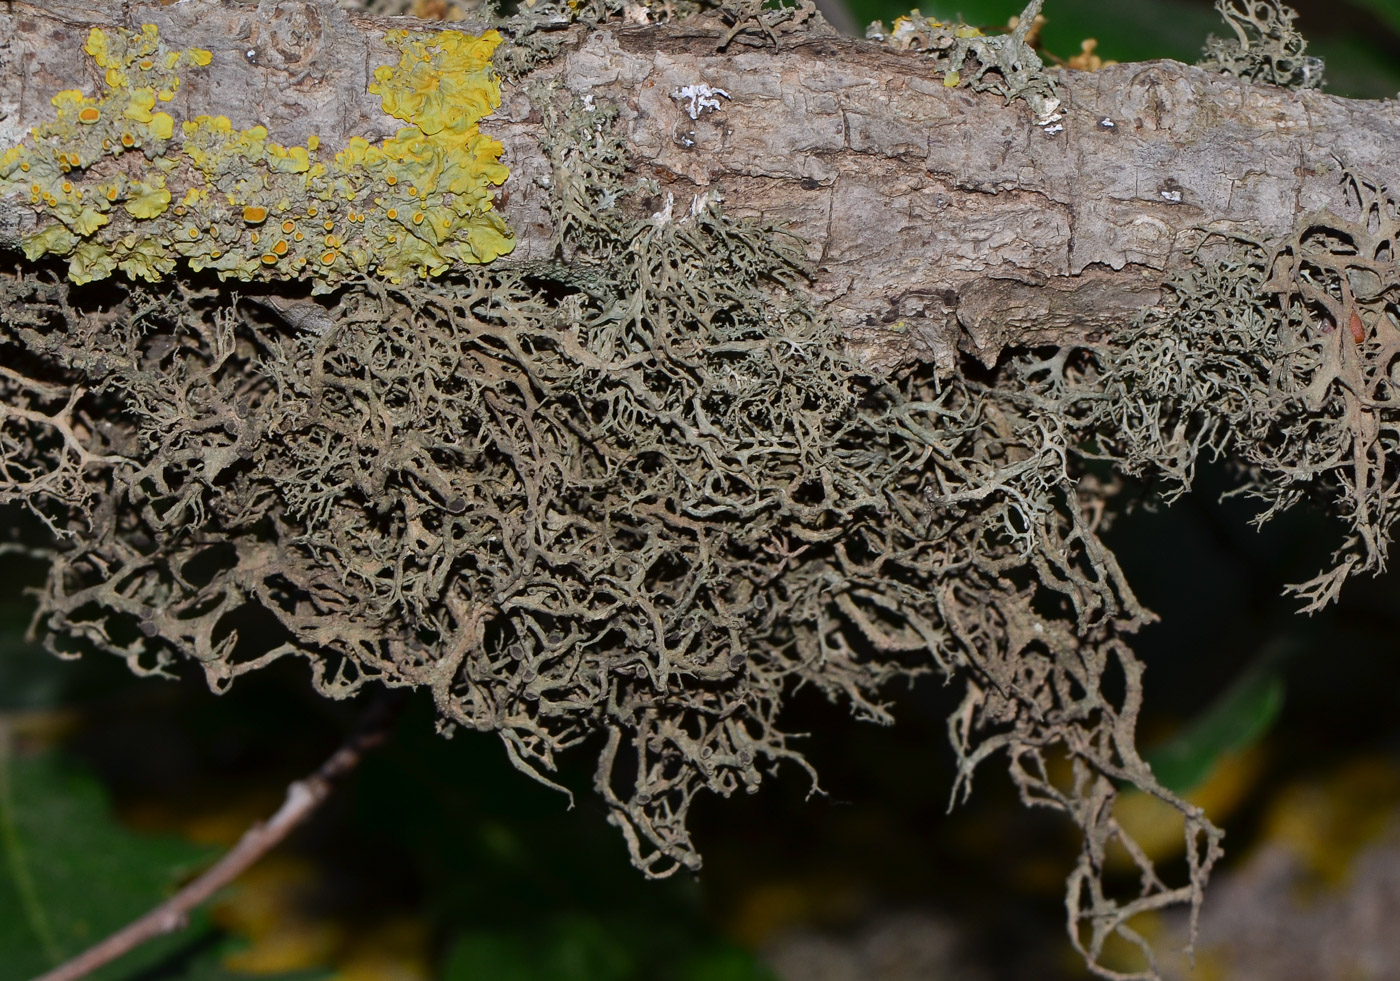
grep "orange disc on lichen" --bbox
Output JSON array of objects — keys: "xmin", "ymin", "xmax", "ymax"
[
  {"xmin": 242, "ymin": 205, "xmax": 268, "ymax": 224},
  {"xmin": 78, "ymin": 107, "xmax": 101, "ymax": 124}
]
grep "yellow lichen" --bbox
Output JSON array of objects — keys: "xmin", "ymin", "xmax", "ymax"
[
  {"xmin": 124, "ymin": 179, "xmax": 170, "ymax": 219},
  {"xmin": 0, "ymin": 23, "xmax": 512, "ymax": 289},
  {"xmin": 69, "ymin": 207, "xmax": 109, "ymax": 236},
  {"xmin": 22, "ymin": 224, "xmax": 77, "ymax": 261}
]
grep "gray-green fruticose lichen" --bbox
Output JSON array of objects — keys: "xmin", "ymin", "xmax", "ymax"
[
  {"xmin": 1028, "ymin": 164, "xmax": 1400, "ymax": 613},
  {"xmin": 1197, "ymin": 0, "xmax": 1324, "ymax": 89},
  {"xmin": 865, "ymin": 0, "xmax": 1061, "ymax": 128}
]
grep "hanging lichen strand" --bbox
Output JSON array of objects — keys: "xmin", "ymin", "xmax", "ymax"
[{"xmin": 1012, "ymin": 163, "xmax": 1400, "ymax": 614}]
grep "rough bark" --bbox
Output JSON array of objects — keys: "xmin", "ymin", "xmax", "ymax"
[{"xmin": 3, "ymin": 0, "xmax": 1398, "ymax": 371}]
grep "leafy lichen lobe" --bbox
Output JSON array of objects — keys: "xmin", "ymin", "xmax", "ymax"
[{"xmin": 0, "ymin": 23, "xmax": 513, "ymax": 288}]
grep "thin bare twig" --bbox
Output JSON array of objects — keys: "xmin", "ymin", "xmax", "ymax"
[{"xmin": 30, "ymin": 693, "xmax": 404, "ymax": 981}]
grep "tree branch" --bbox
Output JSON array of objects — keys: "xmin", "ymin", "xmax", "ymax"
[
  {"xmin": 1, "ymin": 0, "xmax": 1396, "ymax": 369},
  {"xmin": 30, "ymin": 694, "xmax": 402, "ymax": 981}
]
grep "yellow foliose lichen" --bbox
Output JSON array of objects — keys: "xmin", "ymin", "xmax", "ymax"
[{"xmin": 0, "ymin": 23, "xmax": 513, "ymax": 290}]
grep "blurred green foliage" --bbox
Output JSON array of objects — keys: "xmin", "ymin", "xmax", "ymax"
[
  {"xmin": 441, "ymin": 922, "xmax": 775, "ymax": 981},
  {"xmin": 0, "ymin": 744, "xmax": 282, "ymax": 981},
  {"xmin": 0, "ymin": 596, "xmax": 330, "ymax": 981},
  {"xmin": 1143, "ymin": 640, "xmax": 1291, "ymax": 796}
]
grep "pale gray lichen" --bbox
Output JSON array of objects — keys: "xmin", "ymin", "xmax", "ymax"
[
  {"xmin": 712, "ymin": 0, "xmax": 821, "ymax": 50},
  {"xmin": 499, "ymin": 0, "xmax": 817, "ymax": 74},
  {"xmin": 866, "ymin": 0, "xmax": 1061, "ymax": 128},
  {"xmin": 1198, "ymin": 0, "xmax": 1324, "ymax": 90},
  {"xmin": 1008, "ymin": 163, "xmax": 1400, "ymax": 615}
]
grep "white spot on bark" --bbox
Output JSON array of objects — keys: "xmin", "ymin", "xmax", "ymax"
[
  {"xmin": 689, "ymin": 189, "xmax": 723, "ymax": 217},
  {"xmin": 674, "ymin": 84, "xmax": 731, "ymax": 121},
  {"xmin": 652, "ymin": 192, "xmax": 675, "ymax": 223}
]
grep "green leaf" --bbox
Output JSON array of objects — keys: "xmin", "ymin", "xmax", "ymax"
[
  {"xmin": 1143, "ymin": 639, "xmax": 1293, "ymax": 795},
  {"xmin": 0, "ymin": 740, "xmax": 218, "ymax": 981}
]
